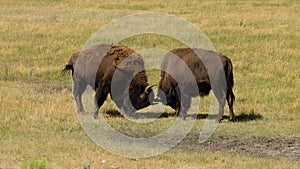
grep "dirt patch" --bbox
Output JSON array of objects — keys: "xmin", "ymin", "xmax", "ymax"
[{"xmin": 200, "ymin": 136, "xmax": 300, "ymax": 159}]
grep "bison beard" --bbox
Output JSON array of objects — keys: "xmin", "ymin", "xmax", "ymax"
[
  {"xmin": 62, "ymin": 44, "xmax": 154, "ymax": 119},
  {"xmin": 157, "ymin": 48, "xmax": 235, "ymax": 122}
]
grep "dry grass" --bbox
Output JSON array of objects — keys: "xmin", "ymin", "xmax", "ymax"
[{"xmin": 0, "ymin": 0, "xmax": 299, "ymax": 168}]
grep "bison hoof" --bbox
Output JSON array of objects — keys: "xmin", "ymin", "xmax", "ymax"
[
  {"xmin": 93, "ymin": 114, "xmax": 99, "ymax": 119},
  {"xmin": 179, "ymin": 112, "xmax": 187, "ymax": 120},
  {"xmin": 77, "ymin": 110, "xmax": 86, "ymax": 114},
  {"xmin": 216, "ymin": 116, "xmax": 224, "ymax": 123}
]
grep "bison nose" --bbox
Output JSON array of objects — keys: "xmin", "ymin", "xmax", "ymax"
[{"xmin": 151, "ymin": 89, "xmax": 167, "ymax": 105}]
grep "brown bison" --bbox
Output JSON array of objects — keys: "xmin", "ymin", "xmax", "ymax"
[
  {"xmin": 63, "ymin": 44, "xmax": 155, "ymax": 119},
  {"xmin": 157, "ymin": 48, "xmax": 235, "ymax": 122}
]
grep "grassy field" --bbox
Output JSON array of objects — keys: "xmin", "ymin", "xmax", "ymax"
[{"xmin": 0, "ymin": 0, "xmax": 299, "ymax": 168}]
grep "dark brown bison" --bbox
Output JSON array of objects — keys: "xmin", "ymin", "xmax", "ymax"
[
  {"xmin": 157, "ymin": 48, "xmax": 235, "ymax": 122},
  {"xmin": 63, "ymin": 44, "xmax": 155, "ymax": 119}
]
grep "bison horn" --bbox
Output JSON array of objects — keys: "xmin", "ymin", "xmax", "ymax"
[{"xmin": 144, "ymin": 84, "xmax": 156, "ymax": 94}]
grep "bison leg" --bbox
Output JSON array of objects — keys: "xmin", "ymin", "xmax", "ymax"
[
  {"xmin": 212, "ymin": 88, "xmax": 226, "ymax": 122},
  {"xmin": 226, "ymin": 90, "xmax": 235, "ymax": 121},
  {"xmin": 218, "ymin": 100, "xmax": 225, "ymax": 122},
  {"xmin": 173, "ymin": 104, "xmax": 186, "ymax": 119},
  {"xmin": 171, "ymin": 97, "xmax": 180, "ymax": 117},
  {"xmin": 180, "ymin": 96, "xmax": 191, "ymax": 120},
  {"xmin": 93, "ymin": 85, "xmax": 109, "ymax": 119},
  {"xmin": 175, "ymin": 87, "xmax": 190, "ymax": 120},
  {"xmin": 179, "ymin": 110, "xmax": 187, "ymax": 120},
  {"xmin": 73, "ymin": 78, "xmax": 87, "ymax": 114},
  {"xmin": 175, "ymin": 106, "xmax": 180, "ymax": 117}
]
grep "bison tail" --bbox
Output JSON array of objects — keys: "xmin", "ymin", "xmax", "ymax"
[
  {"xmin": 228, "ymin": 60, "xmax": 234, "ymax": 88},
  {"xmin": 61, "ymin": 64, "xmax": 74, "ymax": 76},
  {"xmin": 226, "ymin": 59, "xmax": 235, "ymax": 102},
  {"xmin": 61, "ymin": 51, "xmax": 79, "ymax": 76}
]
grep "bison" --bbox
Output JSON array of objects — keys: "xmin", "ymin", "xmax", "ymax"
[
  {"xmin": 157, "ymin": 48, "xmax": 235, "ymax": 122},
  {"xmin": 63, "ymin": 44, "xmax": 155, "ymax": 119}
]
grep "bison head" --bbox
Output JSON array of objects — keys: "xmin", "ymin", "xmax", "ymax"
[
  {"xmin": 156, "ymin": 72, "xmax": 182, "ymax": 112},
  {"xmin": 157, "ymin": 84, "xmax": 179, "ymax": 110},
  {"xmin": 111, "ymin": 50, "xmax": 155, "ymax": 114}
]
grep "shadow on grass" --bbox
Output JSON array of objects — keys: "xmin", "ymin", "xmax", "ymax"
[
  {"xmin": 231, "ymin": 110, "xmax": 263, "ymax": 122},
  {"xmin": 103, "ymin": 109, "xmax": 122, "ymax": 117},
  {"xmin": 103, "ymin": 109, "xmax": 263, "ymax": 122},
  {"xmin": 194, "ymin": 110, "xmax": 263, "ymax": 122},
  {"xmin": 190, "ymin": 109, "xmax": 262, "ymax": 122},
  {"xmin": 104, "ymin": 109, "xmax": 174, "ymax": 118}
]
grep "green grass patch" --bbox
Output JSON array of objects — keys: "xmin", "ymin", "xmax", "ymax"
[{"xmin": 22, "ymin": 158, "xmax": 52, "ymax": 169}]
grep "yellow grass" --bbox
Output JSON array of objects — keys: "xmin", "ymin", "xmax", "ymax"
[{"xmin": 0, "ymin": 0, "xmax": 299, "ymax": 168}]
